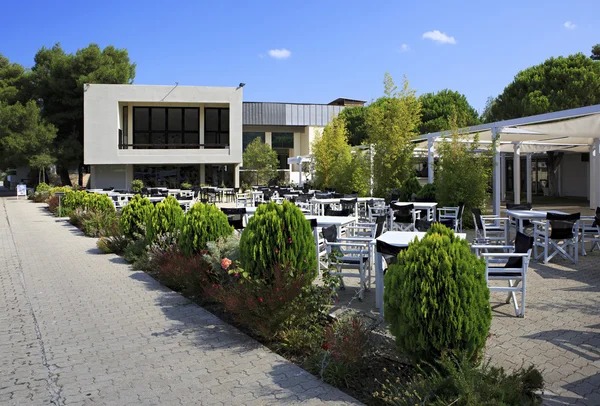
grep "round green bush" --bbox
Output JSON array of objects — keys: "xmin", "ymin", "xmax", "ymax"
[
  {"xmin": 400, "ymin": 176, "xmax": 422, "ymax": 201},
  {"xmin": 146, "ymin": 195, "xmax": 184, "ymax": 244},
  {"xmin": 119, "ymin": 195, "xmax": 153, "ymax": 240},
  {"xmin": 384, "ymin": 223, "xmax": 491, "ymax": 364},
  {"xmin": 131, "ymin": 179, "xmax": 144, "ymax": 194},
  {"xmin": 35, "ymin": 182, "xmax": 51, "ymax": 192},
  {"xmin": 180, "ymin": 203, "xmax": 233, "ymax": 256},
  {"xmin": 86, "ymin": 193, "xmax": 116, "ymax": 213},
  {"xmin": 416, "ymin": 182, "xmax": 437, "ymax": 201},
  {"xmin": 240, "ymin": 201, "xmax": 317, "ymax": 284}
]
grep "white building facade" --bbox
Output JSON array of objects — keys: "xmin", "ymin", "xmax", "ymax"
[{"xmin": 84, "ymin": 84, "xmax": 354, "ymax": 189}]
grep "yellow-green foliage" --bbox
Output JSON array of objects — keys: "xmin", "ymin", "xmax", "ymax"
[
  {"xmin": 35, "ymin": 182, "xmax": 51, "ymax": 192},
  {"xmin": 146, "ymin": 195, "xmax": 184, "ymax": 244},
  {"xmin": 239, "ymin": 201, "xmax": 317, "ymax": 284},
  {"xmin": 61, "ymin": 190, "xmax": 115, "ymax": 214},
  {"xmin": 118, "ymin": 195, "xmax": 153, "ymax": 240},
  {"xmin": 180, "ymin": 203, "xmax": 233, "ymax": 256},
  {"xmin": 384, "ymin": 223, "xmax": 491, "ymax": 364}
]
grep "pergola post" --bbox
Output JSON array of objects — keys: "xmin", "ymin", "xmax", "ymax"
[
  {"xmin": 500, "ymin": 153, "xmax": 506, "ymax": 201},
  {"xmin": 526, "ymin": 154, "xmax": 532, "ymax": 204},
  {"xmin": 513, "ymin": 142, "xmax": 521, "ymax": 204},
  {"xmin": 298, "ymin": 161, "xmax": 304, "ymax": 188},
  {"xmin": 234, "ymin": 164, "xmax": 240, "ymax": 189},
  {"xmin": 492, "ymin": 127, "xmax": 501, "ymax": 216},
  {"xmin": 591, "ymin": 139, "xmax": 600, "ymax": 209},
  {"xmin": 427, "ymin": 137, "xmax": 435, "ymax": 184}
]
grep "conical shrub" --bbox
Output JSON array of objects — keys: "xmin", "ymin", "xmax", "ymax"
[
  {"xmin": 146, "ymin": 195, "xmax": 184, "ymax": 244},
  {"xmin": 240, "ymin": 201, "xmax": 317, "ymax": 284},
  {"xmin": 119, "ymin": 195, "xmax": 153, "ymax": 240},
  {"xmin": 384, "ymin": 224, "xmax": 491, "ymax": 364},
  {"xmin": 180, "ymin": 203, "xmax": 233, "ymax": 256}
]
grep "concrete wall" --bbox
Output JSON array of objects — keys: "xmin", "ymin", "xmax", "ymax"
[
  {"xmin": 90, "ymin": 165, "xmax": 133, "ymax": 190},
  {"xmin": 560, "ymin": 153, "xmax": 589, "ymax": 199},
  {"xmin": 84, "ymin": 84, "xmax": 243, "ymax": 166}
]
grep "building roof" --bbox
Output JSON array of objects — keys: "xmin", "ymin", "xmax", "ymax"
[
  {"xmin": 328, "ymin": 98, "xmax": 367, "ymax": 106},
  {"xmin": 243, "ymin": 102, "xmax": 344, "ymax": 126}
]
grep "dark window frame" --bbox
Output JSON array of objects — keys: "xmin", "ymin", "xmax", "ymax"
[
  {"xmin": 272, "ymin": 132, "xmax": 294, "ymax": 148},
  {"xmin": 242, "ymin": 132, "xmax": 265, "ymax": 151},
  {"xmin": 131, "ymin": 107, "xmax": 200, "ymax": 149},
  {"xmin": 204, "ymin": 107, "xmax": 230, "ymax": 146}
]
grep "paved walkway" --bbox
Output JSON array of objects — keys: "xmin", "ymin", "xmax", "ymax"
[{"xmin": 0, "ymin": 198, "xmax": 359, "ymax": 405}]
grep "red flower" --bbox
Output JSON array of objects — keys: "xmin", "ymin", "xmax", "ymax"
[
  {"xmin": 221, "ymin": 258, "xmax": 232, "ymax": 270},
  {"xmin": 234, "ymin": 273, "xmax": 239, "ymax": 277},
  {"xmin": 321, "ymin": 343, "xmax": 330, "ymax": 350},
  {"xmin": 259, "ymin": 297, "xmax": 263, "ymax": 302}
]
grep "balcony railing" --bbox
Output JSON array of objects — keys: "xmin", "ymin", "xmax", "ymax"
[{"xmin": 118, "ymin": 143, "xmax": 229, "ymax": 150}]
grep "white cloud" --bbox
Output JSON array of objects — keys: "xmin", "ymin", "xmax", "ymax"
[
  {"xmin": 268, "ymin": 49, "xmax": 291, "ymax": 59},
  {"xmin": 422, "ymin": 30, "xmax": 456, "ymax": 45},
  {"xmin": 564, "ymin": 21, "xmax": 576, "ymax": 30},
  {"xmin": 400, "ymin": 43, "xmax": 410, "ymax": 52}
]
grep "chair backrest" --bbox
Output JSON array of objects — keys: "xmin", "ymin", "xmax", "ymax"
[
  {"xmin": 325, "ymin": 208, "xmax": 351, "ymax": 217},
  {"xmin": 376, "ymin": 240, "xmax": 404, "ymax": 257},
  {"xmin": 227, "ymin": 215, "xmax": 245, "ymax": 230},
  {"xmin": 505, "ymin": 232, "xmax": 534, "ymax": 269},
  {"xmin": 375, "ymin": 215, "xmax": 386, "ymax": 237},
  {"xmin": 593, "ymin": 207, "xmax": 600, "ymax": 227},
  {"xmin": 506, "ymin": 203, "xmax": 533, "ymax": 210},
  {"xmin": 471, "ymin": 207, "xmax": 484, "ymax": 232},
  {"xmin": 547, "ymin": 212, "xmax": 580, "ymax": 240},
  {"xmin": 340, "ymin": 198, "xmax": 357, "ymax": 211},
  {"xmin": 221, "ymin": 208, "xmax": 246, "ymax": 215},
  {"xmin": 307, "ymin": 218, "xmax": 317, "ymax": 229},
  {"xmin": 322, "ymin": 225, "xmax": 337, "ymax": 242}
]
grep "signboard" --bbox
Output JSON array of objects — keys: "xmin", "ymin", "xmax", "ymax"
[{"xmin": 16, "ymin": 184, "xmax": 27, "ymax": 198}]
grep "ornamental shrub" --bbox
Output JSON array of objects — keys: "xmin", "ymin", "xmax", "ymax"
[
  {"xmin": 61, "ymin": 190, "xmax": 88, "ymax": 213},
  {"xmin": 400, "ymin": 176, "xmax": 422, "ymax": 201},
  {"xmin": 146, "ymin": 195, "xmax": 184, "ymax": 244},
  {"xmin": 131, "ymin": 179, "xmax": 144, "ymax": 194},
  {"xmin": 180, "ymin": 182, "xmax": 192, "ymax": 190},
  {"xmin": 416, "ymin": 182, "xmax": 437, "ymax": 201},
  {"xmin": 239, "ymin": 201, "xmax": 317, "ymax": 284},
  {"xmin": 180, "ymin": 203, "xmax": 233, "ymax": 256},
  {"xmin": 119, "ymin": 195, "xmax": 153, "ymax": 240},
  {"xmin": 86, "ymin": 193, "xmax": 115, "ymax": 213},
  {"xmin": 384, "ymin": 224, "xmax": 491, "ymax": 364},
  {"xmin": 36, "ymin": 182, "xmax": 51, "ymax": 192}
]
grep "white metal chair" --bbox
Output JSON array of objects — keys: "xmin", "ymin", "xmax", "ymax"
[
  {"xmin": 479, "ymin": 232, "xmax": 534, "ymax": 318},
  {"xmin": 389, "ymin": 203, "xmax": 419, "ymax": 231},
  {"xmin": 472, "ymin": 208, "xmax": 509, "ymax": 245},
  {"xmin": 579, "ymin": 208, "xmax": 600, "ymax": 256},
  {"xmin": 322, "ymin": 225, "xmax": 370, "ymax": 300},
  {"xmin": 235, "ymin": 192, "xmax": 252, "ymax": 207},
  {"xmin": 437, "ymin": 202, "xmax": 465, "ymax": 232},
  {"xmin": 533, "ymin": 212, "xmax": 580, "ymax": 264}
]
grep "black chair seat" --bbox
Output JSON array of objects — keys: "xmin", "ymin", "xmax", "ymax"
[{"xmin": 488, "ymin": 270, "xmax": 524, "ymax": 278}]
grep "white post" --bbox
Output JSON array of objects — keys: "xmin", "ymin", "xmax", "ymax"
[
  {"xmin": 492, "ymin": 128, "xmax": 501, "ymax": 217},
  {"xmin": 526, "ymin": 154, "xmax": 532, "ymax": 204},
  {"xmin": 591, "ymin": 139, "xmax": 600, "ymax": 209},
  {"xmin": 513, "ymin": 143, "xmax": 521, "ymax": 204},
  {"xmin": 427, "ymin": 137, "xmax": 435, "ymax": 184},
  {"xmin": 500, "ymin": 153, "xmax": 506, "ymax": 201},
  {"xmin": 234, "ymin": 164, "xmax": 240, "ymax": 189},
  {"xmin": 370, "ymin": 145, "xmax": 374, "ymax": 197},
  {"xmin": 298, "ymin": 161, "xmax": 304, "ymax": 188}
]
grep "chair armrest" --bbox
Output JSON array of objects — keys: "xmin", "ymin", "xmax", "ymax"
[
  {"xmin": 471, "ymin": 245, "xmax": 514, "ymax": 250},
  {"xmin": 481, "ymin": 216, "xmax": 509, "ymax": 221},
  {"xmin": 481, "ymin": 252, "xmax": 530, "ymax": 258}
]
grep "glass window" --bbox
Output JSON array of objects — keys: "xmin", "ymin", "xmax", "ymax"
[
  {"xmin": 205, "ymin": 108, "xmax": 219, "ymax": 131},
  {"xmin": 168, "ymin": 109, "xmax": 182, "ymax": 131},
  {"xmin": 220, "ymin": 109, "xmax": 229, "ymax": 131},
  {"xmin": 122, "ymin": 106, "xmax": 128, "ymax": 145},
  {"xmin": 152, "ymin": 108, "xmax": 166, "ymax": 130},
  {"xmin": 243, "ymin": 132, "xmax": 265, "ymax": 151},
  {"xmin": 131, "ymin": 107, "xmax": 199, "ymax": 149},
  {"xmin": 275, "ymin": 149, "xmax": 290, "ymax": 170},
  {"xmin": 272, "ymin": 132, "xmax": 294, "ymax": 148},
  {"xmin": 184, "ymin": 109, "xmax": 199, "ymax": 131},
  {"xmin": 134, "ymin": 108, "xmax": 149, "ymax": 131}
]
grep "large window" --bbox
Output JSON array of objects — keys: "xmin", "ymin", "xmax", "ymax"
[
  {"xmin": 243, "ymin": 132, "xmax": 265, "ymax": 151},
  {"xmin": 130, "ymin": 107, "xmax": 199, "ymax": 149},
  {"xmin": 133, "ymin": 165, "xmax": 200, "ymax": 188},
  {"xmin": 205, "ymin": 108, "xmax": 230, "ymax": 147},
  {"xmin": 272, "ymin": 132, "xmax": 294, "ymax": 148}
]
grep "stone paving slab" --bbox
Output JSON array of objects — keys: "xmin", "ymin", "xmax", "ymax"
[{"xmin": 0, "ymin": 198, "xmax": 360, "ymax": 406}]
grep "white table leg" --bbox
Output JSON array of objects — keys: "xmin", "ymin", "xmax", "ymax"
[{"xmin": 374, "ymin": 250, "xmax": 384, "ymax": 316}]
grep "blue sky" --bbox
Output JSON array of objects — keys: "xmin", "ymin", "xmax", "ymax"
[{"xmin": 2, "ymin": 0, "xmax": 598, "ymax": 112}]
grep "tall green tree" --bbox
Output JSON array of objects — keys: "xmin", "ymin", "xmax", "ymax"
[
  {"xmin": 29, "ymin": 43, "xmax": 136, "ymax": 184},
  {"xmin": 418, "ymin": 89, "xmax": 480, "ymax": 134},
  {"xmin": 485, "ymin": 53, "xmax": 600, "ymax": 122},
  {"xmin": 0, "ymin": 100, "xmax": 57, "ymax": 169},
  {"xmin": 591, "ymin": 44, "xmax": 600, "ymax": 61},
  {"xmin": 337, "ymin": 106, "xmax": 369, "ymax": 146},
  {"xmin": 0, "ymin": 54, "xmax": 27, "ymax": 105},
  {"xmin": 242, "ymin": 138, "xmax": 279, "ymax": 186},
  {"xmin": 365, "ymin": 73, "xmax": 421, "ymax": 197}
]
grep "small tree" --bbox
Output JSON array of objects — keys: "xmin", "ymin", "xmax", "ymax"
[
  {"xmin": 242, "ymin": 138, "xmax": 278, "ymax": 186},
  {"xmin": 146, "ymin": 195, "xmax": 184, "ymax": 244},
  {"xmin": 312, "ymin": 115, "xmax": 353, "ymax": 192},
  {"xmin": 118, "ymin": 194, "xmax": 153, "ymax": 240},
  {"xmin": 366, "ymin": 73, "xmax": 421, "ymax": 197},
  {"xmin": 131, "ymin": 179, "xmax": 144, "ymax": 193},
  {"xmin": 436, "ymin": 115, "xmax": 495, "ymax": 222},
  {"xmin": 384, "ymin": 223, "xmax": 491, "ymax": 364},
  {"xmin": 180, "ymin": 203, "xmax": 233, "ymax": 256}
]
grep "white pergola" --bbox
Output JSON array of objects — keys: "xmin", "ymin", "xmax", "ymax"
[{"xmin": 414, "ymin": 104, "xmax": 600, "ymax": 214}]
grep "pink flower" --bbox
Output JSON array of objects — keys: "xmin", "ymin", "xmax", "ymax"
[
  {"xmin": 288, "ymin": 238, "xmax": 293, "ymax": 243},
  {"xmin": 275, "ymin": 248, "xmax": 279, "ymax": 253},
  {"xmin": 234, "ymin": 273, "xmax": 239, "ymax": 278},
  {"xmin": 221, "ymin": 258, "xmax": 232, "ymax": 270},
  {"xmin": 259, "ymin": 297, "xmax": 263, "ymax": 303}
]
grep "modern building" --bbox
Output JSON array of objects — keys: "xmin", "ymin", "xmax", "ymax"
[{"xmin": 84, "ymin": 84, "xmax": 358, "ymax": 189}]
